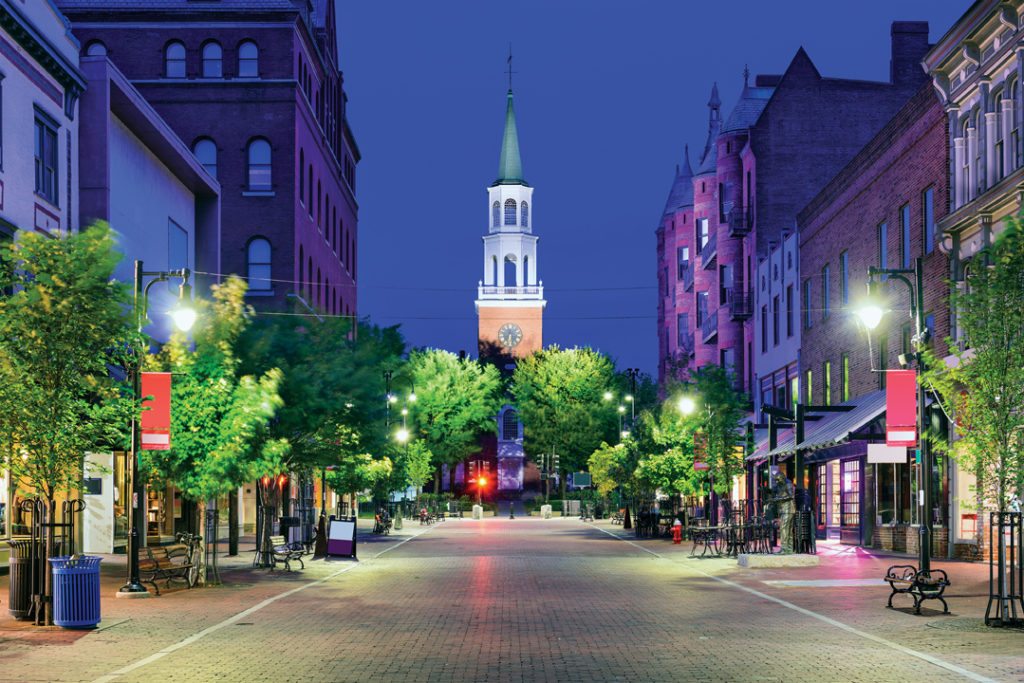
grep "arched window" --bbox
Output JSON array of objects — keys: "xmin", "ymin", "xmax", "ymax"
[
  {"xmin": 165, "ymin": 41, "xmax": 186, "ymax": 78},
  {"xmin": 316, "ymin": 268, "xmax": 322, "ymax": 307},
  {"xmin": 298, "ymin": 149, "xmax": 304, "ymax": 203},
  {"xmin": 504, "ymin": 198, "xmax": 517, "ymax": 226},
  {"xmin": 317, "ymin": 181, "xmax": 322, "ymax": 229},
  {"xmin": 307, "ymin": 166, "xmax": 313, "ymax": 213},
  {"xmin": 502, "ymin": 410, "xmax": 519, "ymax": 440},
  {"xmin": 523, "ymin": 255, "xmax": 530, "ymax": 286},
  {"xmin": 504, "ymin": 254, "xmax": 517, "ymax": 287},
  {"xmin": 247, "ymin": 238, "xmax": 272, "ymax": 291},
  {"xmin": 247, "ymin": 139, "xmax": 272, "ymax": 190},
  {"xmin": 85, "ymin": 41, "xmax": 107, "ymax": 56},
  {"xmin": 491, "ymin": 256, "xmax": 498, "ymax": 285},
  {"xmin": 307, "ymin": 257, "xmax": 312, "ymax": 298},
  {"xmin": 238, "ymin": 41, "xmax": 259, "ymax": 78},
  {"xmin": 521, "ymin": 201, "xmax": 529, "ymax": 228},
  {"xmin": 492, "ymin": 201, "xmax": 500, "ymax": 227},
  {"xmin": 201, "ymin": 42, "xmax": 222, "ymax": 78},
  {"xmin": 192, "ymin": 138, "xmax": 217, "ymax": 178},
  {"xmin": 298, "ymin": 245, "xmax": 304, "ymax": 293}
]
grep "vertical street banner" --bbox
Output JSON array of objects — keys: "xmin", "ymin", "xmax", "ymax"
[
  {"xmin": 141, "ymin": 372, "xmax": 172, "ymax": 450},
  {"xmin": 694, "ymin": 430, "xmax": 709, "ymax": 470},
  {"xmin": 886, "ymin": 369, "xmax": 917, "ymax": 447}
]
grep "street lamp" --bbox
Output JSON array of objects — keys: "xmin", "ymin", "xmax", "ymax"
[
  {"xmin": 118, "ymin": 261, "xmax": 195, "ymax": 597},
  {"xmin": 855, "ymin": 257, "xmax": 933, "ymax": 572},
  {"xmin": 677, "ymin": 396, "xmax": 696, "ymax": 415}
]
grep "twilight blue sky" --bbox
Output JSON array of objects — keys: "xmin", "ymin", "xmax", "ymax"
[{"xmin": 338, "ymin": 1, "xmax": 963, "ymax": 374}]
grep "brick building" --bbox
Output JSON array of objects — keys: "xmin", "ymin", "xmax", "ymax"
[
  {"xmin": 58, "ymin": 0, "xmax": 359, "ymax": 315},
  {"xmin": 656, "ymin": 23, "xmax": 933, "ymax": 412},
  {"xmin": 789, "ymin": 82, "xmax": 950, "ymax": 549}
]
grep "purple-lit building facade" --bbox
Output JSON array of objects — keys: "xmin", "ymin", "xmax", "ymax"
[
  {"xmin": 58, "ymin": 0, "xmax": 359, "ymax": 315},
  {"xmin": 656, "ymin": 23, "xmax": 932, "ymax": 420}
]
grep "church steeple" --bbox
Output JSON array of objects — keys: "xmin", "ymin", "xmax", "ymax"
[{"xmin": 495, "ymin": 89, "xmax": 527, "ymax": 186}]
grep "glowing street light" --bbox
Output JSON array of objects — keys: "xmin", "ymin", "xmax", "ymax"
[
  {"xmin": 169, "ymin": 282, "xmax": 197, "ymax": 332},
  {"xmin": 603, "ymin": 391, "xmax": 614, "ymax": 402},
  {"xmin": 677, "ymin": 396, "xmax": 696, "ymax": 415},
  {"xmin": 395, "ymin": 427, "xmax": 409, "ymax": 443},
  {"xmin": 855, "ymin": 301, "xmax": 885, "ymax": 331}
]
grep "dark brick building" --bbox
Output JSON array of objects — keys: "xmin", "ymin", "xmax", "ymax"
[
  {"xmin": 59, "ymin": 0, "xmax": 359, "ymax": 315},
  {"xmin": 793, "ymin": 81, "xmax": 950, "ymax": 548}
]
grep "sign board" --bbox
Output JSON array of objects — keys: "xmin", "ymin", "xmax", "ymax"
[
  {"xmin": 886, "ymin": 369, "xmax": 917, "ymax": 447},
  {"xmin": 141, "ymin": 372, "xmax": 172, "ymax": 450},
  {"xmin": 867, "ymin": 443, "xmax": 907, "ymax": 464},
  {"xmin": 573, "ymin": 472, "xmax": 592, "ymax": 488},
  {"xmin": 327, "ymin": 516, "xmax": 357, "ymax": 558}
]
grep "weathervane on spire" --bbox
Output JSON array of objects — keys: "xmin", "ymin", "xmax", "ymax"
[{"xmin": 507, "ymin": 43, "xmax": 516, "ymax": 91}]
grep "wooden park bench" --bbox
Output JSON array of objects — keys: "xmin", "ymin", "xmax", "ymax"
[
  {"xmin": 884, "ymin": 564, "xmax": 950, "ymax": 614},
  {"xmin": 269, "ymin": 535, "xmax": 306, "ymax": 571},
  {"xmin": 138, "ymin": 545, "xmax": 194, "ymax": 595}
]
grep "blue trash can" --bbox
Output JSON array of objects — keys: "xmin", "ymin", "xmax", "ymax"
[{"xmin": 49, "ymin": 556, "xmax": 102, "ymax": 628}]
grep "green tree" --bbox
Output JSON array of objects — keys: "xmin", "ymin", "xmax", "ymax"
[
  {"xmin": 676, "ymin": 365, "xmax": 746, "ymax": 496},
  {"xmin": 922, "ymin": 220, "xmax": 1024, "ymax": 515},
  {"xmin": 0, "ymin": 222, "xmax": 134, "ymax": 518},
  {"xmin": 589, "ymin": 442, "xmax": 634, "ymax": 497},
  {"xmin": 407, "ymin": 349, "xmax": 503, "ymax": 489},
  {"xmin": 396, "ymin": 441, "xmax": 434, "ymax": 505},
  {"xmin": 512, "ymin": 346, "xmax": 618, "ymax": 493},
  {"xmin": 143, "ymin": 277, "xmax": 288, "ymax": 572}
]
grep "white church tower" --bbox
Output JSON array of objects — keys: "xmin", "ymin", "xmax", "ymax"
[{"xmin": 476, "ymin": 86, "xmax": 546, "ymax": 358}]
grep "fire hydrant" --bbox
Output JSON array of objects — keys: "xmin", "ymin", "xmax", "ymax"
[{"xmin": 672, "ymin": 519, "xmax": 683, "ymax": 544}]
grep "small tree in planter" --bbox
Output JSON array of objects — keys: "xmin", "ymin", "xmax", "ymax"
[{"xmin": 0, "ymin": 223, "xmax": 135, "ymax": 624}]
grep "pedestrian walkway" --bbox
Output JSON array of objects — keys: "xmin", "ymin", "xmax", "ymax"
[{"xmin": 0, "ymin": 517, "xmax": 1019, "ymax": 682}]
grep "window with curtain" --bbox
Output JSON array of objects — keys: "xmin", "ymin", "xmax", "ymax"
[
  {"xmin": 238, "ymin": 41, "xmax": 259, "ymax": 78},
  {"xmin": 504, "ymin": 199, "xmax": 517, "ymax": 226},
  {"xmin": 201, "ymin": 42, "xmax": 222, "ymax": 78},
  {"xmin": 247, "ymin": 138, "xmax": 272, "ymax": 191},
  {"xmin": 165, "ymin": 42, "xmax": 186, "ymax": 78},
  {"xmin": 247, "ymin": 238, "xmax": 272, "ymax": 291},
  {"xmin": 192, "ymin": 138, "xmax": 217, "ymax": 178}
]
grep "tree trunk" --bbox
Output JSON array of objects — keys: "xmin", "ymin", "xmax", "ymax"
[
  {"xmin": 228, "ymin": 489, "xmax": 239, "ymax": 556},
  {"xmin": 195, "ymin": 500, "xmax": 207, "ymax": 585}
]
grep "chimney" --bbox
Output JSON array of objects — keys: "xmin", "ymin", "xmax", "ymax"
[{"xmin": 890, "ymin": 21, "xmax": 930, "ymax": 87}]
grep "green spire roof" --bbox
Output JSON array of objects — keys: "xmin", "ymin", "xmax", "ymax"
[{"xmin": 494, "ymin": 89, "xmax": 528, "ymax": 186}]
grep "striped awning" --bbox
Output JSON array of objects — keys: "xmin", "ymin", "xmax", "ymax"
[{"xmin": 762, "ymin": 390, "xmax": 887, "ymax": 459}]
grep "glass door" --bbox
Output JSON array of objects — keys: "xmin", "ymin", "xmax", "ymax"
[{"xmin": 840, "ymin": 458, "xmax": 861, "ymax": 545}]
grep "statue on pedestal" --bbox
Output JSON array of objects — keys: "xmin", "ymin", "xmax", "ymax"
[{"xmin": 770, "ymin": 469, "xmax": 796, "ymax": 554}]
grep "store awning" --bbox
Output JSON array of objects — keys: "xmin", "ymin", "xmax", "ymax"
[{"xmin": 763, "ymin": 390, "xmax": 887, "ymax": 458}]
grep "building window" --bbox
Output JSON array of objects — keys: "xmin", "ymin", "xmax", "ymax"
[
  {"xmin": 698, "ymin": 217, "xmax": 709, "ymax": 248},
  {"xmin": 785, "ymin": 284, "xmax": 793, "ymax": 337},
  {"xmin": 878, "ymin": 222, "xmax": 888, "ymax": 270},
  {"xmin": 805, "ymin": 369, "xmax": 813, "ymax": 404},
  {"xmin": 307, "ymin": 166, "xmax": 313, "ymax": 211},
  {"xmin": 925, "ymin": 313, "xmax": 935, "ymax": 344},
  {"xmin": 923, "ymin": 187, "xmax": 935, "ymax": 255},
  {"xmin": 676, "ymin": 246, "xmax": 690, "ymax": 279},
  {"xmin": 201, "ymin": 42, "xmax": 223, "ymax": 78},
  {"xmin": 677, "ymin": 312, "xmax": 688, "ymax": 348},
  {"xmin": 823, "ymin": 361, "xmax": 831, "ymax": 406},
  {"xmin": 900, "ymin": 204, "xmax": 911, "ymax": 269},
  {"xmin": 247, "ymin": 238, "xmax": 272, "ymax": 290},
  {"xmin": 165, "ymin": 41, "xmax": 186, "ymax": 78},
  {"xmin": 760, "ymin": 305, "xmax": 768, "ymax": 352},
  {"xmin": 502, "ymin": 410, "xmax": 519, "ymax": 440},
  {"xmin": 238, "ymin": 41, "xmax": 259, "ymax": 78},
  {"xmin": 802, "ymin": 279, "xmax": 812, "ymax": 329},
  {"xmin": 772, "ymin": 294, "xmax": 780, "ymax": 346},
  {"xmin": 840, "ymin": 250, "xmax": 849, "ymax": 305},
  {"xmin": 192, "ymin": 138, "xmax": 217, "ymax": 178},
  {"xmin": 492, "ymin": 201, "xmax": 500, "ymax": 227},
  {"xmin": 821, "ymin": 265, "xmax": 830, "ymax": 320},
  {"xmin": 994, "ymin": 91, "xmax": 1005, "ymax": 180},
  {"xmin": 697, "ymin": 291, "xmax": 709, "ymax": 326},
  {"xmin": 247, "ymin": 138, "xmax": 272, "ymax": 191},
  {"xmin": 299, "ymin": 149, "xmax": 304, "ymax": 203},
  {"xmin": 34, "ymin": 113, "xmax": 58, "ymax": 205},
  {"xmin": 521, "ymin": 201, "xmax": 529, "ymax": 228},
  {"xmin": 841, "ymin": 354, "xmax": 850, "ymax": 402},
  {"xmin": 85, "ymin": 41, "xmax": 107, "ymax": 56},
  {"xmin": 504, "ymin": 198, "xmax": 516, "ymax": 226}
]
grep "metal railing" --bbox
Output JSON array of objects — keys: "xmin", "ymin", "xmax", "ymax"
[
  {"xmin": 477, "ymin": 284, "xmax": 544, "ymax": 299},
  {"xmin": 681, "ymin": 264, "xmax": 694, "ymax": 291},
  {"xmin": 677, "ymin": 331, "xmax": 694, "ymax": 357},
  {"xmin": 728, "ymin": 204, "xmax": 750, "ymax": 237},
  {"xmin": 701, "ymin": 308, "xmax": 718, "ymax": 343},
  {"xmin": 728, "ymin": 291, "xmax": 753, "ymax": 319},
  {"xmin": 701, "ymin": 231, "xmax": 717, "ymax": 268}
]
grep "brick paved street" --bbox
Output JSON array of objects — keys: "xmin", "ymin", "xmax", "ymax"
[{"xmin": 0, "ymin": 518, "xmax": 1021, "ymax": 682}]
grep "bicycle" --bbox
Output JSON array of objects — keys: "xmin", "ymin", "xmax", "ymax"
[{"xmin": 174, "ymin": 531, "xmax": 203, "ymax": 588}]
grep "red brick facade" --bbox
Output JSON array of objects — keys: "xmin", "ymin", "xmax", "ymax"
[{"xmin": 798, "ymin": 82, "xmax": 951, "ymax": 405}]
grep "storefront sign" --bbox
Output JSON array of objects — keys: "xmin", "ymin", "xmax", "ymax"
[
  {"xmin": 867, "ymin": 443, "xmax": 907, "ymax": 464},
  {"xmin": 141, "ymin": 372, "xmax": 172, "ymax": 450},
  {"xmin": 886, "ymin": 369, "xmax": 916, "ymax": 447}
]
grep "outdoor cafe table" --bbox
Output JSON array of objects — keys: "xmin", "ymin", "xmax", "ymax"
[{"xmin": 689, "ymin": 525, "xmax": 723, "ymax": 557}]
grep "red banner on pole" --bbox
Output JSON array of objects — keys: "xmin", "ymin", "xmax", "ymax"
[
  {"xmin": 694, "ymin": 430, "xmax": 709, "ymax": 471},
  {"xmin": 886, "ymin": 369, "xmax": 917, "ymax": 447},
  {"xmin": 141, "ymin": 372, "xmax": 172, "ymax": 451}
]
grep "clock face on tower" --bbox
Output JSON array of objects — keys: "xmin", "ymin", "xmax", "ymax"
[{"xmin": 497, "ymin": 323, "xmax": 524, "ymax": 349}]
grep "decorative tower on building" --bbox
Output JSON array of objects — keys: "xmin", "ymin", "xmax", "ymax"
[{"xmin": 476, "ymin": 86, "xmax": 546, "ymax": 358}]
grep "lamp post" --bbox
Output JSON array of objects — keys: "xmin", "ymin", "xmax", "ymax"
[
  {"xmin": 856, "ymin": 256, "xmax": 933, "ymax": 572},
  {"xmin": 678, "ymin": 395, "xmax": 718, "ymax": 524},
  {"xmin": 118, "ymin": 261, "xmax": 195, "ymax": 597}
]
